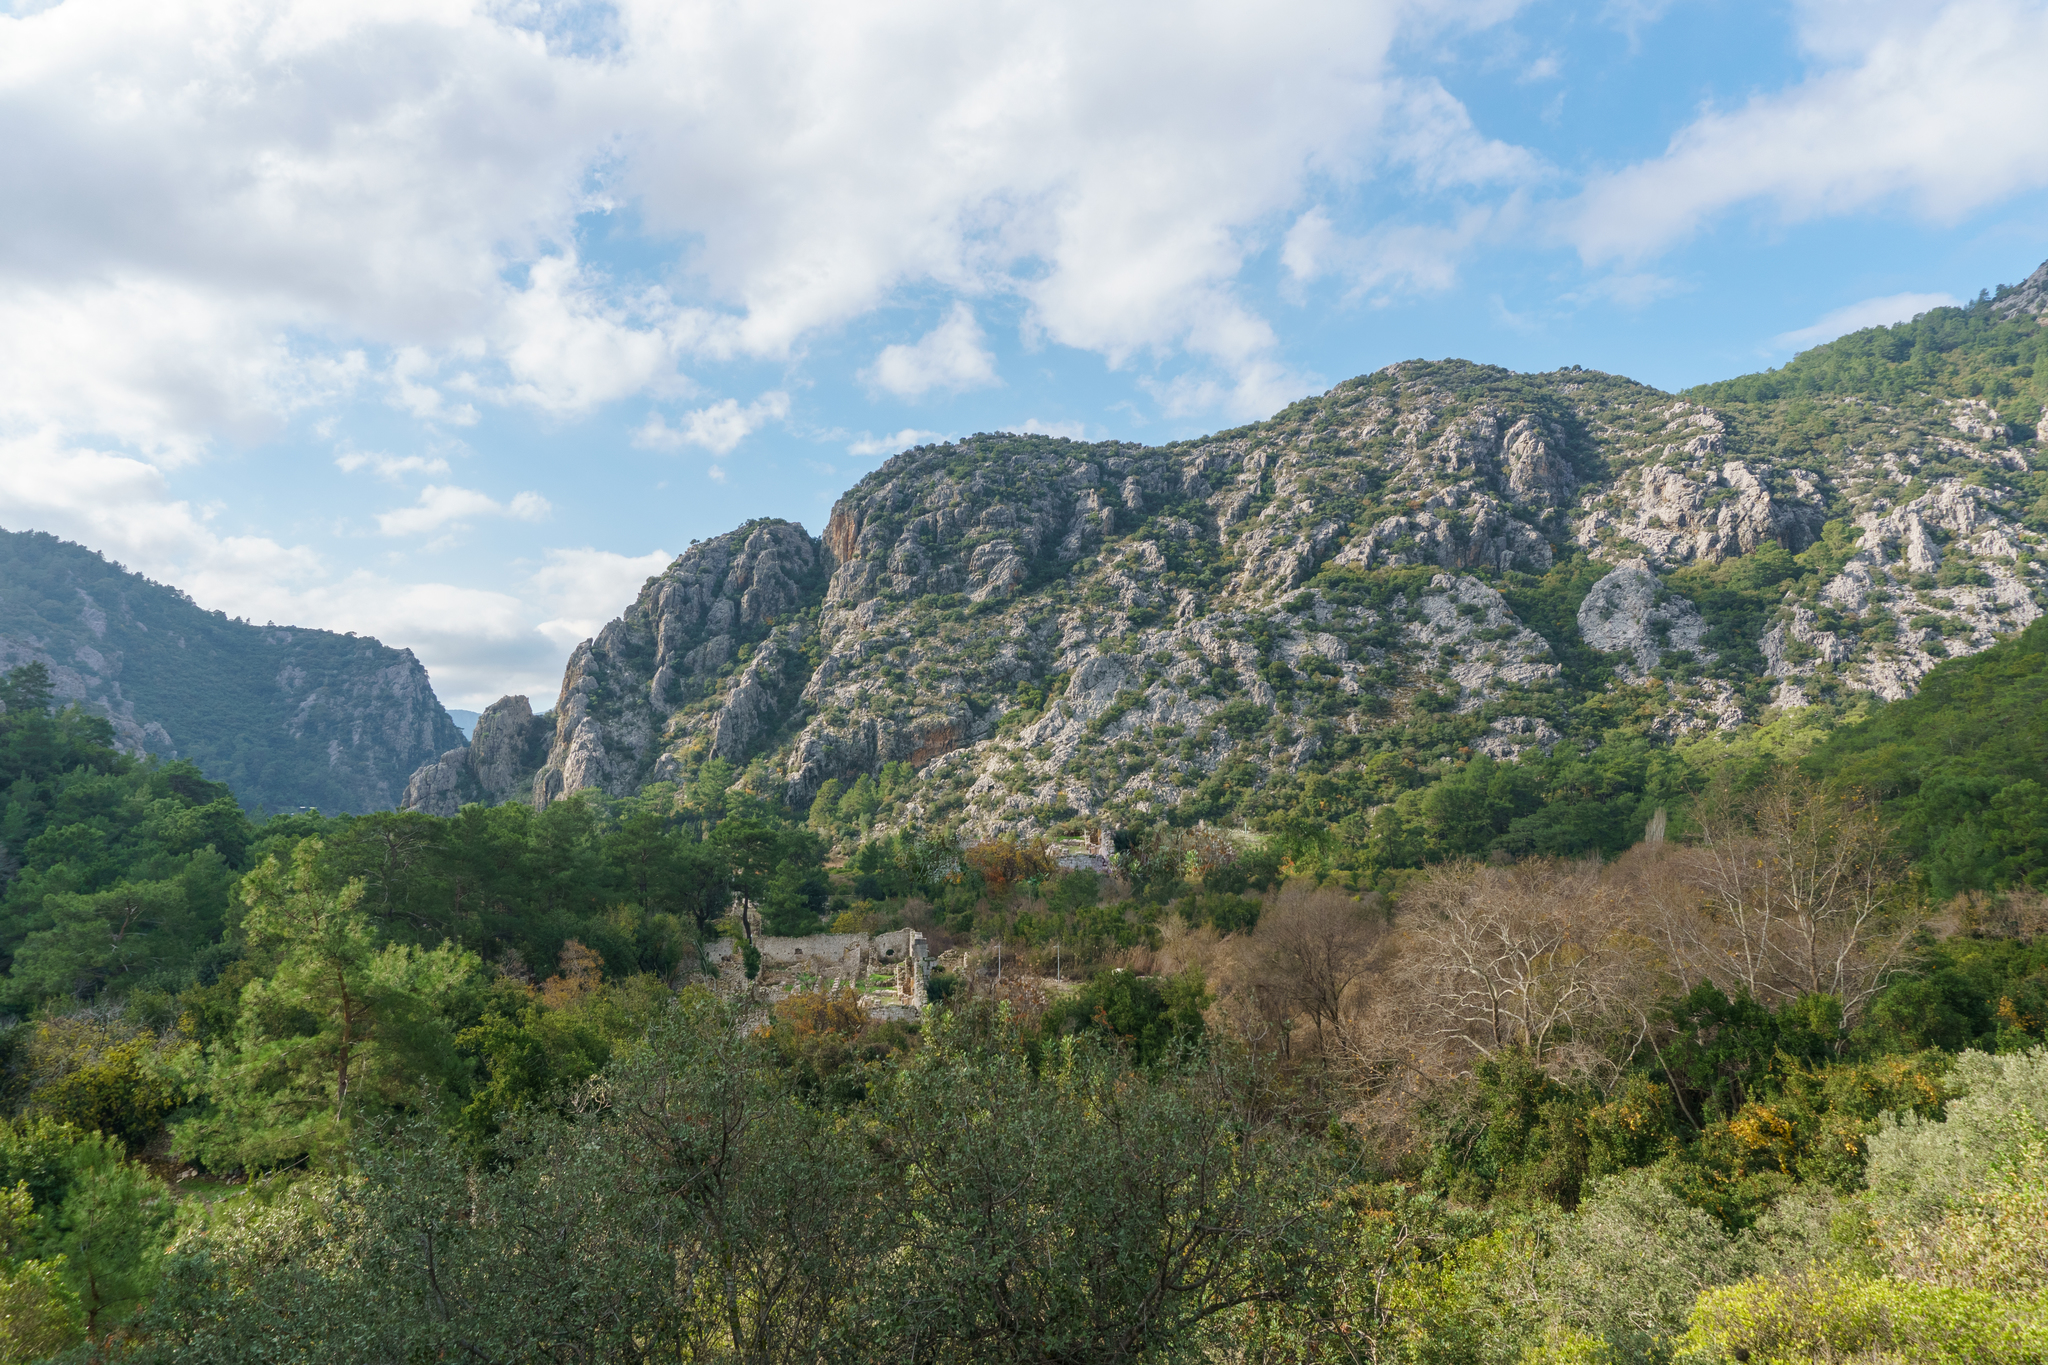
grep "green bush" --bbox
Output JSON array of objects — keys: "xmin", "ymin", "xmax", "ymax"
[{"xmin": 1677, "ymin": 1269, "xmax": 2048, "ymax": 1365}]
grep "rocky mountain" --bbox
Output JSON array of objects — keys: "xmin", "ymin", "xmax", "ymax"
[
  {"xmin": 414, "ymin": 261, "xmax": 2048, "ymax": 837},
  {"xmin": 0, "ymin": 529, "xmax": 467, "ymax": 814},
  {"xmin": 401, "ymin": 694, "xmax": 554, "ymax": 815}
]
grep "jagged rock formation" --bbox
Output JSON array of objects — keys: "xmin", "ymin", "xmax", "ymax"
[
  {"xmin": 1991, "ymin": 260, "xmax": 2048, "ymax": 322},
  {"xmin": 401, "ymin": 695, "xmax": 552, "ymax": 815},
  {"xmin": 1577, "ymin": 560, "xmax": 1711, "ymax": 679},
  {"xmin": 506, "ymin": 264, "xmax": 2048, "ymax": 836},
  {"xmin": 0, "ymin": 528, "xmax": 466, "ymax": 814},
  {"xmin": 529, "ymin": 521, "xmax": 827, "ymax": 804}
]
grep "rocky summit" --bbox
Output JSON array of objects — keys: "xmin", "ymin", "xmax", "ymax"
[{"xmin": 417, "ymin": 264, "xmax": 2048, "ymax": 836}]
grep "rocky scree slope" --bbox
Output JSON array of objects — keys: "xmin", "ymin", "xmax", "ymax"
[
  {"xmin": 0, "ymin": 528, "xmax": 467, "ymax": 814},
  {"xmin": 466, "ymin": 269, "xmax": 2048, "ymax": 836}
]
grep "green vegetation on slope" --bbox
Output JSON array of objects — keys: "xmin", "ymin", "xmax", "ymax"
[
  {"xmin": 1686, "ymin": 289, "xmax": 2048, "ymax": 423},
  {"xmin": 1803, "ymin": 616, "xmax": 2048, "ymax": 897},
  {"xmin": 0, "ymin": 568, "xmax": 2040, "ymax": 1361},
  {"xmin": 0, "ymin": 528, "xmax": 465, "ymax": 814}
]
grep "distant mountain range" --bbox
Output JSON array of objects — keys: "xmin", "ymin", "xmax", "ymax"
[
  {"xmin": 0, "ymin": 529, "xmax": 466, "ymax": 815},
  {"xmin": 413, "ymin": 259, "xmax": 2048, "ymax": 837}
]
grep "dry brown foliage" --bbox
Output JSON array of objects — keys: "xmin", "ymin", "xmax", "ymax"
[
  {"xmin": 1403, "ymin": 857, "xmax": 1653, "ymax": 1080},
  {"xmin": 771, "ymin": 987, "xmax": 869, "ymax": 1038},
  {"xmin": 1662, "ymin": 771, "xmax": 1918, "ymax": 1024},
  {"xmin": 962, "ymin": 837, "xmax": 1059, "ymax": 895},
  {"xmin": 1167, "ymin": 775, "xmax": 1926, "ymax": 1154},
  {"xmin": 954, "ymin": 966, "xmax": 1052, "ymax": 1030},
  {"xmin": 1250, "ymin": 883, "xmax": 1391, "ymax": 1052},
  {"xmin": 539, "ymin": 939, "xmax": 605, "ymax": 1010},
  {"xmin": 1947, "ymin": 888, "xmax": 2048, "ymax": 940}
]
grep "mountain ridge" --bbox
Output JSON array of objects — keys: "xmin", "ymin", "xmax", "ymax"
[
  {"xmin": 0, "ymin": 528, "xmax": 468, "ymax": 814},
  {"xmin": 414, "ymin": 264, "xmax": 2048, "ymax": 836}
]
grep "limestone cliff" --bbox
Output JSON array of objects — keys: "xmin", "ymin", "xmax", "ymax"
[
  {"xmin": 512, "ymin": 264, "xmax": 2048, "ymax": 835},
  {"xmin": 528, "ymin": 521, "xmax": 827, "ymax": 804},
  {"xmin": 401, "ymin": 694, "xmax": 552, "ymax": 815}
]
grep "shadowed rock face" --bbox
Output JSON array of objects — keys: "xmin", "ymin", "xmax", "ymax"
[
  {"xmin": 0, "ymin": 527, "xmax": 466, "ymax": 814},
  {"xmin": 528, "ymin": 521, "xmax": 827, "ymax": 806},
  {"xmin": 492, "ymin": 321, "xmax": 2048, "ymax": 834},
  {"xmin": 1991, "ymin": 260, "xmax": 2048, "ymax": 322},
  {"xmin": 401, "ymin": 695, "xmax": 552, "ymax": 816}
]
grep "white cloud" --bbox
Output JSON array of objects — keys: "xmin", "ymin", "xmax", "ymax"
[
  {"xmin": 1566, "ymin": 270, "xmax": 1689, "ymax": 309},
  {"xmin": 530, "ymin": 547, "xmax": 673, "ymax": 648},
  {"xmin": 848, "ymin": 428, "xmax": 946, "ymax": 457},
  {"xmin": 634, "ymin": 392, "xmax": 792, "ymax": 455},
  {"xmin": 0, "ymin": 0, "xmax": 1562, "ymax": 457},
  {"xmin": 375, "ymin": 485, "xmax": 551, "ymax": 537},
  {"xmin": 388, "ymin": 349, "xmax": 480, "ymax": 427},
  {"xmin": 1017, "ymin": 418, "xmax": 1088, "ymax": 441},
  {"xmin": 863, "ymin": 303, "xmax": 1000, "ymax": 398},
  {"xmin": 484, "ymin": 254, "xmax": 702, "ymax": 413},
  {"xmin": 336, "ymin": 451, "xmax": 453, "ymax": 480},
  {"xmin": 0, "ymin": 430, "xmax": 549, "ymax": 707},
  {"xmin": 1570, "ymin": 0, "xmax": 2048, "ymax": 262},
  {"xmin": 0, "ymin": 430, "xmax": 321, "ymax": 582},
  {"xmin": 1282, "ymin": 202, "xmax": 1510, "ymax": 302},
  {"xmin": 1768, "ymin": 291, "xmax": 1960, "ymax": 352}
]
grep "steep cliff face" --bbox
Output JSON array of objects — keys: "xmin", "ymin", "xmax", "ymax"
[
  {"xmin": 528, "ymin": 521, "xmax": 827, "ymax": 804},
  {"xmin": 518, "ymin": 266, "xmax": 2048, "ymax": 834},
  {"xmin": 401, "ymin": 694, "xmax": 552, "ymax": 815},
  {"xmin": 0, "ymin": 528, "xmax": 467, "ymax": 814}
]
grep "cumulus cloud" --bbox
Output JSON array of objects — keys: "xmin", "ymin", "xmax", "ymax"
[
  {"xmin": 1282, "ymin": 203, "xmax": 1507, "ymax": 300},
  {"xmin": 863, "ymin": 304, "xmax": 1000, "ymax": 399},
  {"xmin": 1768, "ymin": 291, "xmax": 1960, "ymax": 352},
  {"xmin": 375, "ymin": 485, "xmax": 551, "ymax": 537},
  {"xmin": 0, "ymin": 0, "xmax": 1560, "ymax": 462},
  {"xmin": 336, "ymin": 452, "xmax": 453, "ymax": 480},
  {"xmin": 634, "ymin": 392, "xmax": 792, "ymax": 455},
  {"xmin": 1570, "ymin": 0, "xmax": 2048, "ymax": 262},
  {"xmin": 530, "ymin": 547, "xmax": 674, "ymax": 648},
  {"xmin": 0, "ymin": 431, "xmax": 320, "ymax": 583},
  {"xmin": 847, "ymin": 428, "xmax": 946, "ymax": 457}
]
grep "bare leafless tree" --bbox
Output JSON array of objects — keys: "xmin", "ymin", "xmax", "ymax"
[
  {"xmin": 1678, "ymin": 771, "xmax": 1917, "ymax": 1025},
  {"xmin": 1406, "ymin": 858, "xmax": 1651, "ymax": 1076},
  {"xmin": 1252, "ymin": 883, "xmax": 1391, "ymax": 1051}
]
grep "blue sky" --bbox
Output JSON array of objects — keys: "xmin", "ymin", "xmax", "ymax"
[{"xmin": 3, "ymin": 0, "xmax": 2046, "ymax": 708}]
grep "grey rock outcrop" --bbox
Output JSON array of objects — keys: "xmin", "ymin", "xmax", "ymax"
[
  {"xmin": 1991, "ymin": 260, "xmax": 2048, "ymax": 322},
  {"xmin": 1577, "ymin": 560, "xmax": 1712, "ymax": 679},
  {"xmin": 400, "ymin": 746, "xmax": 481, "ymax": 816},
  {"xmin": 513, "ymin": 320, "xmax": 2048, "ymax": 836},
  {"xmin": 400, "ymin": 694, "xmax": 552, "ymax": 815},
  {"xmin": 1577, "ymin": 435, "xmax": 1827, "ymax": 567},
  {"xmin": 532, "ymin": 521, "xmax": 826, "ymax": 806}
]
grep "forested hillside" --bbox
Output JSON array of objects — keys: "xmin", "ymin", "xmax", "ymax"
[
  {"xmin": 0, "ymin": 602, "xmax": 2042, "ymax": 1360},
  {"xmin": 0, "ymin": 530, "xmax": 466, "ymax": 814}
]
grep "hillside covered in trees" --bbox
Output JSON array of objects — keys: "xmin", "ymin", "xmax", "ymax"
[
  {"xmin": 0, "ymin": 601, "xmax": 2042, "ymax": 1361},
  {"xmin": 474, "ymin": 265, "xmax": 2048, "ymax": 890},
  {"xmin": 0, "ymin": 529, "xmax": 466, "ymax": 815}
]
